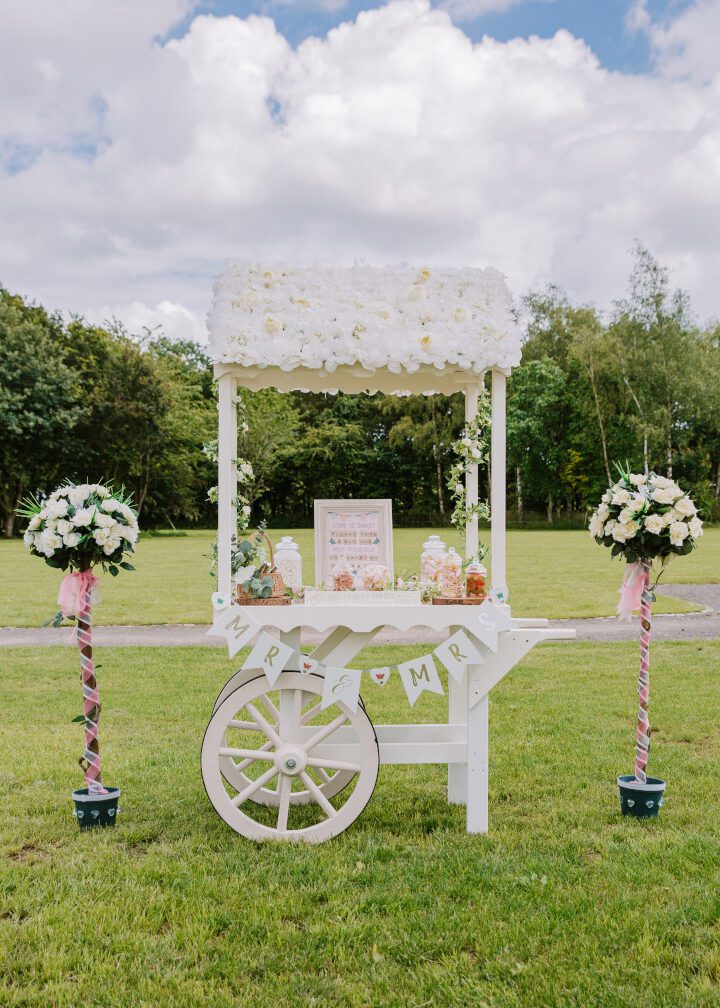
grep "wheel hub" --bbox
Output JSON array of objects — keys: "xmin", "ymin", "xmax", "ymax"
[{"xmin": 274, "ymin": 745, "xmax": 307, "ymax": 776}]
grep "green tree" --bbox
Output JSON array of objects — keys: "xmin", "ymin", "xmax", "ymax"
[{"xmin": 0, "ymin": 290, "xmax": 82, "ymax": 536}]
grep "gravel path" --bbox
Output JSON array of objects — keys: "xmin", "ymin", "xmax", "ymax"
[{"xmin": 1, "ymin": 583, "xmax": 718, "ymax": 647}]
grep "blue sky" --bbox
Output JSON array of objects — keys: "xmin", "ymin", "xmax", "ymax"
[{"xmin": 169, "ymin": 0, "xmax": 693, "ymax": 72}]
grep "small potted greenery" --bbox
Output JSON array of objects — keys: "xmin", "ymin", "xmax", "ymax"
[{"xmin": 589, "ymin": 464, "xmax": 702, "ymax": 817}]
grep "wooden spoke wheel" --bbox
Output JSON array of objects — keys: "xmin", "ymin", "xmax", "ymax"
[
  {"xmin": 215, "ymin": 677, "xmax": 359, "ymax": 806},
  {"xmin": 202, "ymin": 672, "xmax": 379, "ymax": 842}
]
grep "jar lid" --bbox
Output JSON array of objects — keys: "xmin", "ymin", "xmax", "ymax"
[
  {"xmin": 466, "ymin": 561, "xmax": 487, "ymax": 574},
  {"xmin": 422, "ymin": 535, "xmax": 447, "ymax": 550},
  {"xmin": 277, "ymin": 536, "xmax": 299, "ymax": 551}
]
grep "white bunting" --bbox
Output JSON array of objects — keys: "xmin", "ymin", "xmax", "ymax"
[
  {"xmin": 369, "ymin": 666, "xmax": 392, "ymax": 686},
  {"xmin": 434, "ymin": 629, "xmax": 485, "ymax": 683},
  {"xmin": 242, "ymin": 631, "xmax": 295, "ymax": 687},
  {"xmin": 478, "ymin": 598, "xmax": 517, "ymax": 631},
  {"xmin": 206, "ymin": 605, "xmax": 259, "ymax": 658},
  {"xmin": 396, "ymin": 654, "xmax": 443, "ymax": 707},
  {"xmin": 321, "ymin": 666, "xmax": 362, "ymax": 712},
  {"xmin": 211, "ymin": 591, "xmax": 231, "ymax": 611}
]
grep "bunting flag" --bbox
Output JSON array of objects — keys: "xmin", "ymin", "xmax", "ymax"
[
  {"xmin": 301, "ymin": 656, "xmax": 322, "ymax": 675},
  {"xmin": 241, "ymin": 631, "xmax": 296, "ymax": 687},
  {"xmin": 369, "ymin": 666, "xmax": 392, "ymax": 686},
  {"xmin": 470, "ymin": 598, "xmax": 518, "ymax": 652},
  {"xmin": 321, "ymin": 666, "xmax": 362, "ymax": 712},
  {"xmin": 396, "ymin": 653, "xmax": 444, "ymax": 707},
  {"xmin": 206, "ymin": 604, "xmax": 260, "ymax": 658},
  {"xmin": 433, "ymin": 629, "xmax": 485, "ymax": 683}
]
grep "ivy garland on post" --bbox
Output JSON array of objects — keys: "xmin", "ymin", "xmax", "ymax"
[
  {"xmin": 204, "ymin": 392, "xmax": 256, "ymax": 581},
  {"xmin": 447, "ymin": 390, "xmax": 492, "ymax": 563}
]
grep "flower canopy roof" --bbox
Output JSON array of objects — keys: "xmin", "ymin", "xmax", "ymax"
[{"xmin": 208, "ymin": 262, "xmax": 521, "ymax": 395}]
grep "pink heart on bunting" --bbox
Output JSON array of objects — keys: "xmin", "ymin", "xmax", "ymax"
[{"xmin": 370, "ymin": 667, "xmax": 391, "ymax": 686}]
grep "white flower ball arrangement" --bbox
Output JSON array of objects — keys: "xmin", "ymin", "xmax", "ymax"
[
  {"xmin": 589, "ymin": 467, "xmax": 702, "ymax": 564},
  {"xmin": 20, "ymin": 481, "xmax": 139, "ymax": 575}
]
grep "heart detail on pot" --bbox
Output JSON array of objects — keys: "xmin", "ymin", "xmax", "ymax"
[
  {"xmin": 626, "ymin": 799, "xmax": 635, "ymax": 808},
  {"xmin": 645, "ymin": 800, "xmax": 655, "ymax": 808},
  {"xmin": 370, "ymin": 667, "xmax": 391, "ymax": 686}
]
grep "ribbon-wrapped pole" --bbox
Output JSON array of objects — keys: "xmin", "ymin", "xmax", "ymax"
[
  {"xmin": 635, "ymin": 561, "xmax": 652, "ymax": 784},
  {"xmin": 59, "ymin": 570, "xmax": 106, "ymax": 794}
]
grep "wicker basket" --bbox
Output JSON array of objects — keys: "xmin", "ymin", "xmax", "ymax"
[{"xmin": 236, "ymin": 533, "xmax": 291, "ymax": 606}]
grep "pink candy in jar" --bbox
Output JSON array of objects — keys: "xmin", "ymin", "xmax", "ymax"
[
  {"xmin": 333, "ymin": 561, "xmax": 355, "ymax": 591},
  {"xmin": 420, "ymin": 535, "xmax": 447, "ymax": 584},
  {"xmin": 439, "ymin": 547, "xmax": 463, "ymax": 598},
  {"xmin": 362, "ymin": 563, "xmax": 389, "ymax": 591}
]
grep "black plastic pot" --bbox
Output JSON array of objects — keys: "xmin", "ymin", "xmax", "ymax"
[
  {"xmin": 72, "ymin": 786, "xmax": 121, "ymax": 829},
  {"xmin": 617, "ymin": 775, "xmax": 665, "ymax": 818}
]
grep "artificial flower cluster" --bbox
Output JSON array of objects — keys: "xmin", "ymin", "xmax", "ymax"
[
  {"xmin": 589, "ymin": 468, "xmax": 702, "ymax": 562},
  {"xmin": 208, "ymin": 262, "xmax": 521, "ymax": 381},
  {"xmin": 19, "ymin": 483, "xmax": 139, "ymax": 574},
  {"xmin": 447, "ymin": 400, "xmax": 492, "ymax": 537}
]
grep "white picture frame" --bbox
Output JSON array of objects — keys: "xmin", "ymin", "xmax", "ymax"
[{"xmin": 314, "ymin": 499, "xmax": 394, "ymax": 589}]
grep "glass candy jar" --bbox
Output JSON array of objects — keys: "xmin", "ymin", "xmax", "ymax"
[
  {"xmin": 333, "ymin": 560, "xmax": 355, "ymax": 592},
  {"xmin": 274, "ymin": 536, "xmax": 302, "ymax": 593},
  {"xmin": 465, "ymin": 560, "xmax": 488, "ymax": 600},
  {"xmin": 362, "ymin": 562, "xmax": 389, "ymax": 591},
  {"xmin": 420, "ymin": 535, "xmax": 447, "ymax": 583},
  {"xmin": 439, "ymin": 547, "xmax": 463, "ymax": 598}
]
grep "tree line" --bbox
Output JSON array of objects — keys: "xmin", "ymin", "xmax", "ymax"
[{"xmin": 2, "ymin": 246, "xmax": 718, "ymax": 537}]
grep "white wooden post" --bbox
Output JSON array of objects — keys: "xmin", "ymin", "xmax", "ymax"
[
  {"xmin": 466, "ymin": 683, "xmax": 489, "ymax": 833},
  {"xmin": 217, "ymin": 370, "xmax": 237, "ymax": 605},
  {"xmin": 490, "ymin": 369, "xmax": 508, "ymax": 603},
  {"xmin": 448, "ymin": 382, "xmax": 481, "ymax": 805}
]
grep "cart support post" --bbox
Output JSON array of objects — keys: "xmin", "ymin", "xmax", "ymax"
[
  {"xmin": 466, "ymin": 685, "xmax": 489, "ymax": 833},
  {"xmin": 217, "ymin": 370, "xmax": 237, "ymax": 604},
  {"xmin": 490, "ymin": 369, "xmax": 508, "ymax": 602}
]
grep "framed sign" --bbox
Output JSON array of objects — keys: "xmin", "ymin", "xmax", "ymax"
[{"xmin": 314, "ymin": 499, "xmax": 394, "ymax": 589}]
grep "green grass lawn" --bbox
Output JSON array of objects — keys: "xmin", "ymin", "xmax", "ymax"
[
  {"xmin": 1, "ymin": 641, "xmax": 718, "ymax": 1007},
  {"xmin": 1, "ymin": 527, "xmax": 717, "ymax": 627}
]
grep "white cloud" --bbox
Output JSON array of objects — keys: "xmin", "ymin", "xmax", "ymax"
[
  {"xmin": 642, "ymin": 0, "xmax": 720, "ymax": 82},
  {"xmin": 0, "ymin": 0, "xmax": 719, "ymax": 344},
  {"xmin": 439, "ymin": 0, "xmax": 528, "ymax": 22}
]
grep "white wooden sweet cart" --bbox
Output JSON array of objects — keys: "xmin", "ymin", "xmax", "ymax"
[{"xmin": 201, "ymin": 263, "xmax": 574, "ymax": 842}]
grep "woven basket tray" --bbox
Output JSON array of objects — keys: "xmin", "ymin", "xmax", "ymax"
[{"xmin": 236, "ymin": 533, "xmax": 290, "ymax": 605}]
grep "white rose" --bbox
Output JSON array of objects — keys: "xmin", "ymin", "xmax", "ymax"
[
  {"xmin": 643, "ymin": 514, "xmax": 664, "ymax": 535},
  {"xmin": 673, "ymin": 497, "xmax": 696, "ymax": 517},
  {"xmin": 103, "ymin": 536, "xmax": 122, "ymax": 555},
  {"xmin": 120, "ymin": 525, "xmax": 138, "ymax": 543},
  {"xmin": 28, "ymin": 514, "xmax": 42, "ymax": 531},
  {"xmin": 612, "ymin": 524, "xmax": 629, "ymax": 542},
  {"xmin": 101, "ymin": 499, "xmax": 122, "ymax": 513},
  {"xmin": 602, "ymin": 491, "xmax": 612, "ymax": 504},
  {"xmin": 651, "ymin": 487, "xmax": 677, "ymax": 505},
  {"xmin": 72, "ymin": 507, "xmax": 97, "ymax": 528},
  {"xmin": 629, "ymin": 474, "xmax": 647, "ymax": 486},
  {"xmin": 688, "ymin": 517, "xmax": 704, "ymax": 539},
  {"xmin": 669, "ymin": 521, "xmax": 689, "ymax": 547},
  {"xmin": 611, "ymin": 489, "xmax": 631, "ymax": 505},
  {"xmin": 596, "ymin": 503, "xmax": 610, "ymax": 521},
  {"xmin": 93, "ymin": 527, "xmax": 111, "ymax": 546},
  {"xmin": 56, "ymin": 519, "xmax": 72, "ymax": 536},
  {"xmin": 90, "ymin": 484, "xmax": 111, "ymax": 497},
  {"xmin": 588, "ymin": 514, "xmax": 604, "ymax": 537},
  {"xmin": 93, "ymin": 512, "xmax": 116, "ymax": 529},
  {"xmin": 624, "ymin": 520, "xmax": 639, "ymax": 538},
  {"xmin": 63, "ymin": 532, "xmax": 82, "ymax": 547},
  {"xmin": 618, "ymin": 507, "xmax": 637, "ymax": 524},
  {"xmin": 242, "ymin": 505, "xmax": 252, "ymax": 516},
  {"xmin": 45, "ymin": 498, "xmax": 69, "ymax": 519},
  {"xmin": 68, "ymin": 485, "xmax": 91, "ymax": 509},
  {"xmin": 39, "ymin": 530, "xmax": 62, "ymax": 556},
  {"xmin": 604, "ymin": 519, "xmax": 617, "ymax": 535},
  {"xmin": 650, "ymin": 475, "xmax": 674, "ymax": 489},
  {"xmin": 662, "ymin": 510, "xmax": 676, "ymax": 526}
]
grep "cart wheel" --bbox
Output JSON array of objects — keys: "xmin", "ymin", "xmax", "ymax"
[
  {"xmin": 218, "ymin": 679, "xmax": 358, "ymax": 806},
  {"xmin": 202, "ymin": 672, "xmax": 379, "ymax": 842}
]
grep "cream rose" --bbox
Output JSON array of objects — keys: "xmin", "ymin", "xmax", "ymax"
[
  {"xmin": 673, "ymin": 497, "xmax": 696, "ymax": 517},
  {"xmin": 669, "ymin": 521, "xmax": 689, "ymax": 547},
  {"xmin": 651, "ymin": 487, "xmax": 677, "ymax": 505},
  {"xmin": 629, "ymin": 473, "xmax": 647, "ymax": 486},
  {"xmin": 643, "ymin": 514, "xmax": 664, "ymax": 535},
  {"xmin": 611, "ymin": 489, "xmax": 631, "ymax": 505},
  {"xmin": 688, "ymin": 517, "xmax": 704, "ymax": 539}
]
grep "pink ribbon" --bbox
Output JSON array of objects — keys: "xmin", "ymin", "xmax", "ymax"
[
  {"xmin": 616, "ymin": 562, "xmax": 646, "ymax": 623},
  {"xmin": 58, "ymin": 570, "xmax": 99, "ymax": 618}
]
